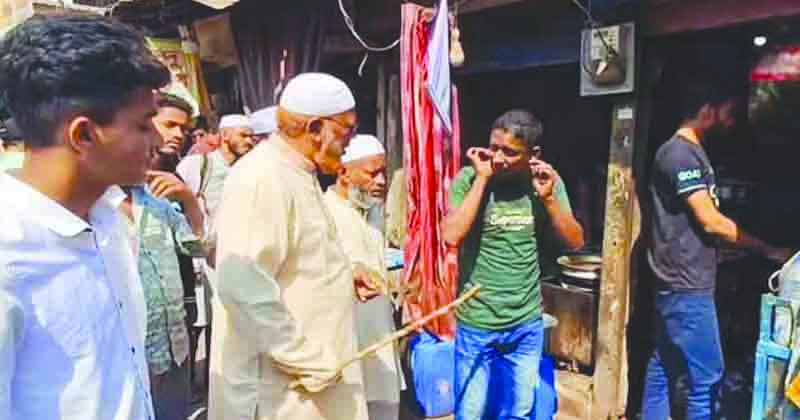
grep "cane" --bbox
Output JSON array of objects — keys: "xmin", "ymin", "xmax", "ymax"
[{"xmin": 290, "ymin": 285, "xmax": 481, "ymax": 392}]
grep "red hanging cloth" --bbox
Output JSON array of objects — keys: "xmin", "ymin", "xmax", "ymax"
[{"xmin": 400, "ymin": 3, "xmax": 461, "ymax": 339}]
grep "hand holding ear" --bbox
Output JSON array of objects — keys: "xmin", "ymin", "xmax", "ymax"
[
  {"xmin": 467, "ymin": 147, "xmax": 494, "ymax": 179},
  {"xmin": 529, "ymin": 157, "xmax": 558, "ymax": 201}
]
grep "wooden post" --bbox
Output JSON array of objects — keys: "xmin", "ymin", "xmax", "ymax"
[
  {"xmin": 376, "ymin": 59, "xmax": 387, "ymax": 143},
  {"xmin": 385, "ymin": 73, "xmax": 402, "ymax": 177},
  {"xmin": 593, "ymin": 97, "xmax": 637, "ymax": 419}
]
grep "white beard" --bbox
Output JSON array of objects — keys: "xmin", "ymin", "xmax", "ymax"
[{"xmin": 348, "ymin": 186, "xmax": 385, "ymax": 232}]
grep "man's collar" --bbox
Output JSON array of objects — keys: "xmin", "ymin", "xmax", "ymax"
[
  {"xmin": 676, "ymin": 127, "xmax": 701, "ymax": 145},
  {"xmin": 269, "ymin": 133, "xmax": 316, "ymax": 174},
  {"xmin": 0, "ymin": 173, "xmax": 110, "ymax": 237},
  {"xmin": 212, "ymin": 149, "xmax": 232, "ymax": 168}
]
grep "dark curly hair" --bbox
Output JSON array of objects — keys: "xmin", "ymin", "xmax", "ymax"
[{"xmin": 0, "ymin": 14, "xmax": 170, "ymax": 148}]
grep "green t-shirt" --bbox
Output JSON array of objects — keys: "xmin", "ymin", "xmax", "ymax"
[{"xmin": 450, "ymin": 167, "xmax": 571, "ymax": 331}]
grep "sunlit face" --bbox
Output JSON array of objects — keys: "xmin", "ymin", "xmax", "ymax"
[
  {"xmin": 489, "ymin": 128, "xmax": 535, "ymax": 179},
  {"xmin": 346, "ymin": 154, "xmax": 387, "ymax": 200},
  {"xmin": 313, "ymin": 111, "xmax": 358, "ymax": 175},
  {"xmin": 224, "ymin": 126, "xmax": 256, "ymax": 159},
  {"xmin": 81, "ymin": 87, "xmax": 159, "ymax": 186},
  {"xmin": 152, "ymin": 105, "xmax": 191, "ymax": 155}
]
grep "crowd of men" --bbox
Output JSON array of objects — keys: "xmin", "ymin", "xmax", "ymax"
[
  {"xmin": 0, "ymin": 14, "xmax": 402, "ymax": 420},
  {"xmin": 0, "ymin": 12, "xmax": 796, "ymax": 420}
]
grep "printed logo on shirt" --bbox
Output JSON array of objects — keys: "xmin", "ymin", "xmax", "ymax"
[
  {"xmin": 488, "ymin": 204, "xmax": 534, "ymax": 232},
  {"xmin": 678, "ymin": 169, "xmax": 702, "ymax": 183}
]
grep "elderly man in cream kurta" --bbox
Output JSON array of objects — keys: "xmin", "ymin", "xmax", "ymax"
[
  {"xmin": 324, "ymin": 134, "xmax": 405, "ymax": 420},
  {"xmin": 209, "ymin": 73, "xmax": 374, "ymax": 420}
]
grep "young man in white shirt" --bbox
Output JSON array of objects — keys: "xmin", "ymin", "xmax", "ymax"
[{"xmin": 0, "ymin": 14, "xmax": 171, "ymax": 420}]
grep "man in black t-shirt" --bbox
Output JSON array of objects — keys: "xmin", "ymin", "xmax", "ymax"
[{"xmin": 642, "ymin": 85, "xmax": 793, "ymax": 420}]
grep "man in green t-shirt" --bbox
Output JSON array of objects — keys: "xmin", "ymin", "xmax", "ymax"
[{"xmin": 443, "ymin": 109, "xmax": 584, "ymax": 419}]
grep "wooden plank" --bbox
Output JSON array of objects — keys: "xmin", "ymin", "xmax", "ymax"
[
  {"xmin": 646, "ymin": 0, "xmax": 800, "ymax": 35},
  {"xmin": 592, "ymin": 97, "xmax": 637, "ymax": 420},
  {"xmin": 459, "ymin": 0, "xmax": 526, "ymax": 13}
]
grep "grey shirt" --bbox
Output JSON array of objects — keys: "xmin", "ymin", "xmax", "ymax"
[{"xmin": 647, "ymin": 136, "xmax": 719, "ymax": 290}]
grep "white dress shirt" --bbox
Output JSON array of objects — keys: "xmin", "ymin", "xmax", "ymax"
[{"xmin": 0, "ymin": 173, "xmax": 154, "ymax": 420}]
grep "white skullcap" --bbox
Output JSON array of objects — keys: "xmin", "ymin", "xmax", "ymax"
[
  {"xmin": 250, "ymin": 106, "xmax": 278, "ymax": 135},
  {"xmin": 159, "ymin": 80, "xmax": 200, "ymax": 117},
  {"xmin": 219, "ymin": 114, "xmax": 252, "ymax": 130},
  {"xmin": 279, "ymin": 72, "xmax": 355, "ymax": 117},
  {"xmin": 342, "ymin": 134, "xmax": 385, "ymax": 164}
]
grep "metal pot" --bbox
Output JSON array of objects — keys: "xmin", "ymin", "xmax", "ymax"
[
  {"xmin": 558, "ymin": 254, "xmax": 601, "ymax": 290},
  {"xmin": 769, "ymin": 251, "xmax": 800, "ymax": 302}
]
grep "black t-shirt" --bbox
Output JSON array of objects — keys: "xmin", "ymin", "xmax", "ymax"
[{"xmin": 647, "ymin": 136, "xmax": 719, "ymax": 290}]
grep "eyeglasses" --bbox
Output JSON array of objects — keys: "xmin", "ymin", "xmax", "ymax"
[{"xmin": 318, "ymin": 117, "xmax": 358, "ymax": 141}]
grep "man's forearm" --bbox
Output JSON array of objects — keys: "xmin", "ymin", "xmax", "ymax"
[
  {"xmin": 442, "ymin": 176, "xmax": 489, "ymax": 246},
  {"xmin": 710, "ymin": 215, "xmax": 775, "ymax": 257},
  {"xmin": 181, "ymin": 195, "xmax": 205, "ymax": 238},
  {"xmin": 543, "ymin": 198, "xmax": 585, "ymax": 251}
]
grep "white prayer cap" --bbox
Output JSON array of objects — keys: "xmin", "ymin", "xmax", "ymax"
[
  {"xmin": 250, "ymin": 106, "xmax": 278, "ymax": 135},
  {"xmin": 279, "ymin": 73, "xmax": 355, "ymax": 117},
  {"xmin": 219, "ymin": 114, "xmax": 252, "ymax": 130},
  {"xmin": 159, "ymin": 79, "xmax": 200, "ymax": 117},
  {"xmin": 342, "ymin": 134, "xmax": 385, "ymax": 164}
]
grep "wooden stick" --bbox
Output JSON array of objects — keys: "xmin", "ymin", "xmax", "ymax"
[
  {"xmin": 340, "ymin": 284, "xmax": 480, "ymax": 373},
  {"xmin": 292, "ymin": 285, "xmax": 480, "ymax": 393}
]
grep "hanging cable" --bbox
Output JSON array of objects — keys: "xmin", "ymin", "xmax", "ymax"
[
  {"xmin": 338, "ymin": 0, "xmax": 400, "ymax": 52},
  {"xmin": 570, "ymin": 0, "xmax": 599, "ymax": 27},
  {"xmin": 358, "ymin": 52, "xmax": 369, "ymax": 77}
]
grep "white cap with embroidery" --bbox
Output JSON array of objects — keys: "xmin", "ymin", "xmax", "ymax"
[
  {"xmin": 218, "ymin": 114, "xmax": 252, "ymax": 130},
  {"xmin": 342, "ymin": 134, "xmax": 385, "ymax": 164},
  {"xmin": 279, "ymin": 73, "xmax": 355, "ymax": 117}
]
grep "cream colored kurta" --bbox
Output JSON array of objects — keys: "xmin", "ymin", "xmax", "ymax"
[
  {"xmin": 323, "ymin": 189, "xmax": 405, "ymax": 404},
  {"xmin": 208, "ymin": 134, "xmax": 367, "ymax": 420}
]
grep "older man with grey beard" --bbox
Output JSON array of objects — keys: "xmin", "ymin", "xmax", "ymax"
[{"xmin": 324, "ymin": 134, "xmax": 405, "ymax": 420}]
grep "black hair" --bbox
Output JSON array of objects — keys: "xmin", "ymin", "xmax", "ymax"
[
  {"xmin": 157, "ymin": 92, "xmax": 194, "ymax": 117},
  {"xmin": 491, "ymin": 109, "xmax": 544, "ymax": 149},
  {"xmin": 681, "ymin": 81, "xmax": 738, "ymax": 121},
  {"xmin": 194, "ymin": 115, "xmax": 209, "ymax": 132},
  {"xmin": 0, "ymin": 14, "xmax": 170, "ymax": 148}
]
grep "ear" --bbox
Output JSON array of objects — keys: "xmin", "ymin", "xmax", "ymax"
[
  {"xmin": 306, "ymin": 118, "xmax": 324, "ymax": 145},
  {"xmin": 66, "ymin": 116, "xmax": 98, "ymax": 153}
]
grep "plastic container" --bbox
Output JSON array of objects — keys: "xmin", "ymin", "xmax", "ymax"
[{"xmin": 410, "ymin": 331, "xmax": 456, "ymax": 418}]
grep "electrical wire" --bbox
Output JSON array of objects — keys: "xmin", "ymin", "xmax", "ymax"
[
  {"xmin": 338, "ymin": 0, "xmax": 400, "ymax": 52},
  {"xmin": 570, "ymin": 0, "xmax": 599, "ymax": 27}
]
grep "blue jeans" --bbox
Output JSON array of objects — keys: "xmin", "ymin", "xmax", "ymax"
[
  {"xmin": 641, "ymin": 290, "xmax": 724, "ymax": 420},
  {"xmin": 454, "ymin": 317, "xmax": 543, "ymax": 420},
  {"xmin": 150, "ymin": 360, "xmax": 191, "ymax": 420}
]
